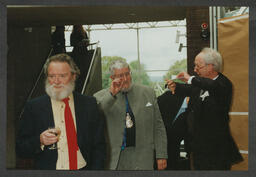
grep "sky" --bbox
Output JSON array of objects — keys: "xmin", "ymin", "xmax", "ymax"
[{"xmin": 65, "ymin": 20, "xmax": 187, "ymax": 79}]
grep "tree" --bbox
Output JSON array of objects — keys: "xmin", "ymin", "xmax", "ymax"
[
  {"xmin": 164, "ymin": 59, "xmax": 187, "ymax": 80},
  {"xmin": 129, "ymin": 60, "xmax": 151, "ymax": 86}
]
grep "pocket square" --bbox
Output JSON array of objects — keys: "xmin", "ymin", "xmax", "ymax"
[
  {"xmin": 200, "ymin": 91, "xmax": 209, "ymax": 101},
  {"xmin": 146, "ymin": 102, "xmax": 152, "ymax": 107}
]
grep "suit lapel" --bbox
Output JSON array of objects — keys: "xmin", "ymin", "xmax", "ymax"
[
  {"xmin": 125, "ymin": 86, "xmax": 138, "ymax": 120},
  {"xmin": 40, "ymin": 95, "xmax": 55, "ymax": 128},
  {"xmin": 73, "ymin": 92, "xmax": 87, "ymax": 148}
]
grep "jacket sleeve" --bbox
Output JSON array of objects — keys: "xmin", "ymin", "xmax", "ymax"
[
  {"xmin": 94, "ymin": 89, "xmax": 118, "ymax": 112},
  {"xmin": 153, "ymin": 90, "xmax": 168, "ymax": 159},
  {"xmin": 90, "ymin": 98, "xmax": 106, "ymax": 170},
  {"xmin": 16, "ymin": 102, "xmax": 42, "ymax": 158}
]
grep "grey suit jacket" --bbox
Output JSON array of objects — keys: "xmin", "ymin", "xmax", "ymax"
[{"xmin": 94, "ymin": 84, "xmax": 167, "ymax": 170}]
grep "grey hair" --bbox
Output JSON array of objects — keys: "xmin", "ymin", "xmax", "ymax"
[
  {"xmin": 43, "ymin": 53, "xmax": 80, "ymax": 79},
  {"xmin": 109, "ymin": 59, "xmax": 130, "ymax": 75},
  {"xmin": 200, "ymin": 47, "xmax": 223, "ymax": 72}
]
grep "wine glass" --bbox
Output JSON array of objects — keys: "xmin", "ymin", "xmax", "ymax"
[{"xmin": 47, "ymin": 127, "xmax": 61, "ymax": 150}]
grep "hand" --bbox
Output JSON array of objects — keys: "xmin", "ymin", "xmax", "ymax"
[
  {"xmin": 157, "ymin": 158, "xmax": 167, "ymax": 170},
  {"xmin": 110, "ymin": 78, "xmax": 124, "ymax": 96},
  {"xmin": 165, "ymin": 79, "xmax": 176, "ymax": 94},
  {"xmin": 40, "ymin": 129, "xmax": 59, "ymax": 146},
  {"xmin": 176, "ymin": 72, "xmax": 191, "ymax": 82}
]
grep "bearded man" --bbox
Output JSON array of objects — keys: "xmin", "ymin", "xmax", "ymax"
[
  {"xmin": 94, "ymin": 59, "xmax": 167, "ymax": 170},
  {"xmin": 16, "ymin": 53, "xmax": 106, "ymax": 170}
]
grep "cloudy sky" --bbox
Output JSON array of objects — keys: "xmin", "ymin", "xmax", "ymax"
[{"xmin": 66, "ymin": 20, "xmax": 187, "ymax": 78}]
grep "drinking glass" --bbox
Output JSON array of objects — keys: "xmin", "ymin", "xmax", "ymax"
[{"xmin": 48, "ymin": 127, "xmax": 61, "ymax": 150}]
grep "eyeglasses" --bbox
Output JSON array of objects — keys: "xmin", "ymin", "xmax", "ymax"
[
  {"xmin": 114, "ymin": 71, "xmax": 131, "ymax": 78},
  {"xmin": 47, "ymin": 73, "xmax": 70, "ymax": 80},
  {"xmin": 194, "ymin": 64, "xmax": 207, "ymax": 70}
]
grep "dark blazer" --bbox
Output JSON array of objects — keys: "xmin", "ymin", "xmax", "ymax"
[
  {"xmin": 157, "ymin": 91, "xmax": 185, "ymax": 131},
  {"xmin": 16, "ymin": 92, "xmax": 106, "ymax": 170},
  {"xmin": 157, "ymin": 91, "xmax": 189, "ymax": 170},
  {"xmin": 175, "ymin": 73, "xmax": 243, "ymax": 167}
]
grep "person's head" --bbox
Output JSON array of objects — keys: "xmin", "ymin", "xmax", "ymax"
[
  {"xmin": 43, "ymin": 53, "xmax": 80, "ymax": 100},
  {"xmin": 72, "ymin": 24, "xmax": 86, "ymax": 35},
  {"xmin": 109, "ymin": 59, "xmax": 132, "ymax": 92},
  {"xmin": 194, "ymin": 47, "xmax": 222, "ymax": 79}
]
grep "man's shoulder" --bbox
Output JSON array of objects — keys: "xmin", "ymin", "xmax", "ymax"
[
  {"xmin": 28, "ymin": 94, "xmax": 50, "ymax": 104},
  {"xmin": 218, "ymin": 73, "xmax": 232, "ymax": 86},
  {"xmin": 132, "ymin": 83, "xmax": 153, "ymax": 92},
  {"xmin": 73, "ymin": 92, "xmax": 96, "ymax": 103},
  {"xmin": 93, "ymin": 88, "xmax": 109, "ymax": 97}
]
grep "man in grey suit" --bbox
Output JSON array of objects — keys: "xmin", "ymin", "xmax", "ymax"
[{"xmin": 94, "ymin": 59, "xmax": 167, "ymax": 170}]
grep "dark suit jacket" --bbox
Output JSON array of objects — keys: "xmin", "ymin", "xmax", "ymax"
[
  {"xmin": 157, "ymin": 91, "xmax": 185, "ymax": 132},
  {"xmin": 175, "ymin": 73, "xmax": 243, "ymax": 165},
  {"xmin": 16, "ymin": 92, "xmax": 106, "ymax": 170},
  {"xmin": 157, "ymin": 91, "xmax": 189, "ymax": 170}
]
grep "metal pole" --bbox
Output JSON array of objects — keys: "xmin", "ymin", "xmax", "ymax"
[
  {"xmin": 209, "ymin": 7, "xmax": 213, "ymax": 48},
  {"xmin": 136, "ymin": 23, "xmax": 142, "ymax": 83},
  {"xmin": 213, "ymin": 6, "xmax": 217, "ymax": 50}
]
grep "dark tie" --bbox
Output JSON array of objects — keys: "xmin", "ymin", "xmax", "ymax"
[
  {"xmin": 121, "ymin": 92, "xmax": 136, "ymax": 150},
  {"xmin": 62, "ymin": 97, "xmax": 78, "ymax": 170}
]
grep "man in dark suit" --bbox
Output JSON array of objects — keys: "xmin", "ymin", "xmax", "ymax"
[
  {"xmin": 166, "ymin": 47, "xmax": 243, "ymax": 170},
  {"xmin": 157, "ymin": 91, "xmax": 189, "ymax": 170},
  {"xmin": 16, "ymin": 53, "xmax": 105, "ymax": 170}
]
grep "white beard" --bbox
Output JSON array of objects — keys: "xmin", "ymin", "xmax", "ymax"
[{"xmin": 45, "ymin": 80, "xmax": 75, "ymax": 101}]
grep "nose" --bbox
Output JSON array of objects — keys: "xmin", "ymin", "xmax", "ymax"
[
  {"xmin": 123, "ymin": 75, "xmax": 128, "ymax": 81},
  {"xmin": 51, "ymin": 76, "xmax": 61, "ymax": 85}
]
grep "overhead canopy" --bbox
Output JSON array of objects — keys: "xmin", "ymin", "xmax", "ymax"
[{"xmin": 7, "ymin": 6, "xmax": 187, "ymax": 26}]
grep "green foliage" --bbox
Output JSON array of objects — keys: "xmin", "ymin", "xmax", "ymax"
[
  {"xmin": 164, "ymin": 59, "xmax": 187, "ymax": 80},
  {"xmin": 129, "ymin": 60, "xmax": 151, "ymax": 86}
]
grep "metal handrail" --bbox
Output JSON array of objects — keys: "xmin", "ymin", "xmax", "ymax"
[
  {"xmin": 81, "ymin": 41, "xmax": 100, "ymax": 94},
  {"xmin": 19, "ymin": 48, "xmax": 53, "ymax": 119}
]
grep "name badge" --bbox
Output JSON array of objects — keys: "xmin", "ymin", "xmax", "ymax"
[{"xmin": 126, "ymin": 113, "xmax": 133, "ymax": 128}]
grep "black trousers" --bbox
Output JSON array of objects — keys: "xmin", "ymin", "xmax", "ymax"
[{"xmin": 191, "ymin": 153, "xmax": 231, "ymax": 170}]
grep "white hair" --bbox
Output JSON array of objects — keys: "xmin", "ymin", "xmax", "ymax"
[
  {"xmin": 201, "ymin": 47, "xmax": 223, "ymax": 72},
  {"xmin": 109, "ymin": 59, "xmax": 130, "ymax": 75}
]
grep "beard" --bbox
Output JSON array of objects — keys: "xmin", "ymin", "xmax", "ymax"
[{"xmin": 45, "ymin": 80, "xmax": 75, "ymax": 101}]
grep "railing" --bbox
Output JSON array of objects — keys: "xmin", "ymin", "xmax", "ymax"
[
  {"xmin": 19, "ymin": 48, "xmax": 53, "ymax": 119},
  {"xmin": 19, "ymin": 42, "xmax": 99, "ymax": 119},
  {"xmin": 81, "ymin": 41, "xmax": 100, "ymax": 94}
]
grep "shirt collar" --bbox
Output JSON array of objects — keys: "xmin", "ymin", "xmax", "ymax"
[{"xmin": 213, "ymin": 74, "xmax": 219, "ymax": 80}]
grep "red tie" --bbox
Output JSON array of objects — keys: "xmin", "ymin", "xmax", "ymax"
[{"xmin": 62, "ymin": 97, "xmax": 78, "ymax": 170}]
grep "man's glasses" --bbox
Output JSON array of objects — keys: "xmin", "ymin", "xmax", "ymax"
[
  {"xmin": 114, "ymin": 71, "xmax": 131, "ymax": 78},
  {"xmin": 48, "ymin": 73, "xmax": 69, "ymax": 80},
  {"xmin": 194, "ymin": 64, "xmax": 208, "ymax": 70}
]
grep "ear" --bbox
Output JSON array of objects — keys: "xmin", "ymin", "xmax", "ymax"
[
  {"xmin": 72, "ymin": 74, "xmax": 77, "ymax": 81},
  {"xmin": 208, "ymin": 64, "xmax": 214, "ymax": 71}
]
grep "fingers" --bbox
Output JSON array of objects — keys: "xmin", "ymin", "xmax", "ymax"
[
  {"xmin": 177, "ymin": 72, "xmax": 190, "ymax": 82},
  {"xmin": 110, "ymin": 78, "xmax": 123, "ymax": 96},
  {"xmin": 157, "ymin": 159, "xmax": 167, "ymax": 170},
  {"xmin": 165, "ymin": 79, "xmax": 176, "ymax": 94},
  {"xmin": 40, "ymin": 129, "xmax": 58, "ymax": 146},
  {"xmin": 176, "ymin": 72, "xmax": 184, "ymax": 79}
]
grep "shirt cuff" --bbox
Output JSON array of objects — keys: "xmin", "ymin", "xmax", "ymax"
[{"xmin": 187, "ymin": 76, "xmax": 195, "ymax": 84}]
